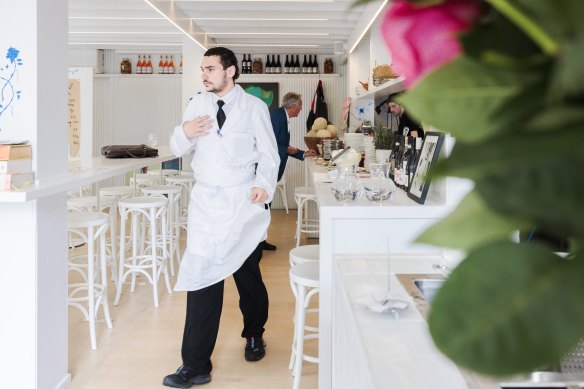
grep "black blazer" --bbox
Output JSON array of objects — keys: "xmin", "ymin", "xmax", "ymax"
[{"xmin": 270, "ymin": 107, "xmax": 304, "ymax": 181}]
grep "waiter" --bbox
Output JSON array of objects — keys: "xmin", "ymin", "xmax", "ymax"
[{"xmin": 164, "ymin": 47, "xmax": 279, "ymax": 388}]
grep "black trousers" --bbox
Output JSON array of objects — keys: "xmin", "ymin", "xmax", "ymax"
[{"xmin": 181, "ymin": 242, "xmax": 268, "ymax": 374}]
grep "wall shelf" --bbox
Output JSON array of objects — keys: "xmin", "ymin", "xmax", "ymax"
[{"xmin": 354, "ymin": 75, "xmax": 405, "ymax": 101}]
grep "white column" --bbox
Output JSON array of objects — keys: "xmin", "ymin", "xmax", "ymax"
[
  {"xmin": 0, "ymin": 1, "xmax": 70, "ymax": 388},
  {"xmin": 179, "ymin": 37, "xmax": 206, "ymax": 169}
]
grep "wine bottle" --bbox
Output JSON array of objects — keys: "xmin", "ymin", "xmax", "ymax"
[
  {"xmin": 284, "ymin": 55, "xmax": 289, "ymax": 74},
  {"xmin": 295, "ymin": 55, "xmax": 301, "ymax": 73},
  {"xmin": 136, "ymin": 55, "xmax": 143, "ymax": 74},
  {"xmin": 169, "ymin": 55, "xmax": 176, "ymax": 74},
  {"xmin": 312, "ymin": 55, "xmax": 319, "ymax": 74},
  {"xmin": 164, "ymin": 55, "xmax": 170, "ymax": 74},
  {"xmin": 302, "ymin": 55, "xmax": 307, "ymax": 74},
  {"xmin": 158, "ymin": 55, "xmax": 164, "ymax": 74},
  {"xmin": 276, "ymin": 55, "xmax": 281, "ymax": 74},
  {"xmin": 266, "ymin": 55, "xmax": 271, "ymax": 74},
  {"xmin": 248, "ymin": 54, "xmax": 252, "ymax": 73},
  {"xmin": 179, "ymin": 56, "xmax": 183, "ymax": 74}
]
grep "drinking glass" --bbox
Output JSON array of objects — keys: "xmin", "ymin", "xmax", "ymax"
[
  {"xmin": 330, "ymin": 164, "xmax": 363, "ymax": 203},
  {"xmin": 363, "ymin": 163, "xmax": 395, "ymax": 202},
  {"xmin": 147, "ymin": 133, "xmax": 158, "ymax": 147}
]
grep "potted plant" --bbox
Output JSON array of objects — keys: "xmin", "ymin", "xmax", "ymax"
[{"xmin": 373, "ymin": 125, "xmax": 393, "ymax": 163}]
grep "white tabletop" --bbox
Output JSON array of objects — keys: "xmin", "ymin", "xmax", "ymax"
[{"xmin": 0, "ymin": 146, "xmax": 178, "ymax": 202}]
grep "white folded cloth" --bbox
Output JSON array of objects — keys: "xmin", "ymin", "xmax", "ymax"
[{"xmin": 356, "ymin": 287, "xmax": 410, "ymax": 313}]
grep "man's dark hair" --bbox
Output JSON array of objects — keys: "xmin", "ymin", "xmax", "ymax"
[{"xmin": 204, "ymin": 47, "xmax": 239, "ymax": 80}]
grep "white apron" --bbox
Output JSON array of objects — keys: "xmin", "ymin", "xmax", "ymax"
[{"xmin": 171, "ymin": 85, "xmax": 278, "ymax": 291}]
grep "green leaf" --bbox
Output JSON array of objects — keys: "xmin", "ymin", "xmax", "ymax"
[
  {"xmin": 524, "ymin": 104, "xmax": 584, "ymax": 132},
  {"xmin": 476, "ymin": 157, "xmax": 584, "ymax": 239},
  {"xmin": 432, "ymin": 127, "xmax": 584, "ymax": 179},
  {"xmin": 461, "ymin": 9, "xmax": 542, "ymax": 64},
  {"xmin": 429, "ymin": 243, "xmax": 584, "ymax": 376},
  {"xmin": 416, "ymin": 190, "xmax": 532, "ymax": 250},
  {"xmin": 400, "ymin": 56, "xmax": 544, "ymax": 143}
]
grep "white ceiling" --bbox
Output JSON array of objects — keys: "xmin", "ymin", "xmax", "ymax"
[{"xmin": 68, "ymin": 0, "xmax": 388, "ymax": 53}]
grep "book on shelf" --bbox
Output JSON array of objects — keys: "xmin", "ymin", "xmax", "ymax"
[
  {"xmin": 0, "ymin": 143, "xmax": 32, "ymax": 161},
  {"xmin": 0, "ymin": 158, "xmax": 32, "ymax": 174},
  {"xmin": 0, "ymin": 172, "xmax": 34, "ymax": 191}
]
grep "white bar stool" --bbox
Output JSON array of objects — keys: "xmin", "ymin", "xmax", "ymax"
[
  {"xmin": 293, "ymin": 186, "xmax": 319, "ymax": 247},
  {"xmin": 114, "ymin": 196, "xmax": 172, "ymax": 308},
  {"xmin": 289, "ymin": 261, "xmax": 320, "ymax": 389},
  {"xmin": 130, "ymin": 173, "xmax": 162, "ymax": 189},
  {"xmin": 165, "ymin": 175, "xmax": 195, "ymax": 230},
  {"xmin": 68, "ymin": 196, "xmax": 118, "ymax": 290},
  {"xmin": 141, "ymin": 185, "xmax": 182, "ymax": 277},
  {"xmin": 289, "ymin": 244, "xmax": 320, "ymax": 267},
  {"xmin": 275, "ymin": 177, "xmax": 289, "ymax": 214},
  {"xmin": 99, "ymin": 185, "xmax": 135, "ymax": 284},
  {"xmin": 67, "ymin": 211, "xmax": 113, "ymax": 350},
  {"xmin": 147, "ymin": 168, "xmax": 179, "ymax": 177}
]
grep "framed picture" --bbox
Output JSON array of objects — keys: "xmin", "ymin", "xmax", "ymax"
[
  {"xmin": 407, "ymin": 131, "xmax": 445, "ymax": 204},
  {"xmin": 238, "ymin": 82, "xmax": 279, "ymax": 110}
]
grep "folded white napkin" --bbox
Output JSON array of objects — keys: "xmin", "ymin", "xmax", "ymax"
[{"xmin": 356, "ymin": 288, "xmax": 410, "ymax": 313}]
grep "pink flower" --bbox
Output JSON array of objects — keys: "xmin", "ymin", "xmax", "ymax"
[{"xmin": 381, "ymin": 0, "xmax": 480, "ymax": 88}]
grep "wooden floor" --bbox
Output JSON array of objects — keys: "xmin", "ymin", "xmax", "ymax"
[{"xmin": 68, "ymin": 209, "xmax": 319, "ymax": 389}]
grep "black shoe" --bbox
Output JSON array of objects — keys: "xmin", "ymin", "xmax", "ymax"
[
  {"xmin": 162, "ymin": 365, "xmax": 211, "ymax": 388},
  {"xmin": 262, "ymin": 241, "xmax": 277, "ymax": 251},
  {"xmin": 245, "ymin": 336, "xmax": 266, "ymax": 362}
]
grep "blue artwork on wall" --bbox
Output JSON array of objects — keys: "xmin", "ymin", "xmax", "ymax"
[{"xmin": 0, "ymin": 47, "xmax": 24, "ymax": 131}]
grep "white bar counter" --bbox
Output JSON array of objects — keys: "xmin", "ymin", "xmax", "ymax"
[
  {"xmin": 306, "ymin": 158, "xmax": 474, "ymax": 388},
  {"xmin": 0, "ymin": 146, "xmax": 177, "ymax": 202}
]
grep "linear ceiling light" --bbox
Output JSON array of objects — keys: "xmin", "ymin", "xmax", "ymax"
[
  {"xmin": 144, "ymin": 0, "xmax": 206, "ymax": 50},
  {"xmin": 192, "ymin": 17, "xmax": 328, "ymax": 21},
  {"xmin": 217, "ymin": 43, "xmax": 320, "ymax": 47},
  {"xmin": 68, "ymin": 42, "xmax": 183, "ymax": 46},
  {"xmin": 211, "ymin": 32, "xmax": 329, "ymax": 36},
  {"xmin": 69, "ymin": 31, "xmax": 182, "ymax": 35},
  {"xmin": 349, "ymin": 0, "xmax": 388, "ymax": 54},
  {"xmin": 68, "ymin": 16, "xmax": 165, "ymax": 20},
  {"xmin": 180, "ymin": 0, "xmax": 332, "ymax": 2}
]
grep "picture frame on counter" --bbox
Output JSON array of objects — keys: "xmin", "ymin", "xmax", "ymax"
[
  {"xmin": 239, "ymin": 82, "xmax": 279, "ymax": 110},
  {"xmin": 407, "ymin": 131, "xmax": 444, "ymax": 204}
]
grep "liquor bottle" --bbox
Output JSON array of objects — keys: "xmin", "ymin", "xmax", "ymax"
[
  {"xmin": 158, "ymin": 55, "xmax": 164, "ymax": 74},
  {"xmin": 168, "ymin": 55, "xmax": 176, "ymax": 74},
  {"xmin": 136, "ymin": 55, "xmax": 142, "ymax": 74},
  {"xmin": 284, "ymin": 55, "xmax": 289, "ymax": 74},
  {"xmin": 243, "ymin": 54, "xmax": 249, "ymax": 74},
  {"xmin": 275, "ymin": 55, "xmax": 281, "ymax": 74},
  {"xmin": 147, "ymin": 55, "xmax": 153, "ymax": 74},
  {"xmin": 302, "ymin": 55, "xmax": 308, "ymax": 74},
  {"xmin": 312, "ymin": 55, "xmax": 319, "ymax": 74}
]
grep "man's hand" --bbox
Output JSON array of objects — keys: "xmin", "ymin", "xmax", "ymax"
[
  {"xmin": 304, "ymin": 149, "xmax": 317, "ymax": 157},
  {"xmin": 182, "ymin": 115, "xmax": 213, "ymax": 138},
  {"xmin": 287, "ymin": 146, "xmax": 299, "ymax": 155},
  {"xmin": 250, "ymin": 187, "xmax": 269, "ymax": 203}
]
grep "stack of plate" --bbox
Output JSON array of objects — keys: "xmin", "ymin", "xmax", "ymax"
[
  {"xmin": 342, "ymin": 132, "xmax": 364, "ymax": 153},
  {"xmin": 363, "ymin": 137, "xmax": 376, "ymax": 169}
]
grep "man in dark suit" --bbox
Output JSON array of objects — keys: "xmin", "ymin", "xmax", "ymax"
[{"xmin": 262, "ymin": 92, "xmax": 316, "ymax": 251}]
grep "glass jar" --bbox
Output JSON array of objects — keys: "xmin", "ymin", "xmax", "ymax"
[
  {"xmin": 120, "ymin": 58, "xmax": 132, "ymax": 74},
  {"xmin": 324, "ymin": 58, "xmax": 334, "ymax": 74},
  {"xmin": 331, "ymin": 164, "xmax": 363, "ymax": 203},
  {"xmin": 252, "ymin": 58, "xmax": 263, "ymax": 74},
  {"xmin": 363, "ymin": 163, "xmax": 396, "ymax": 202}
]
